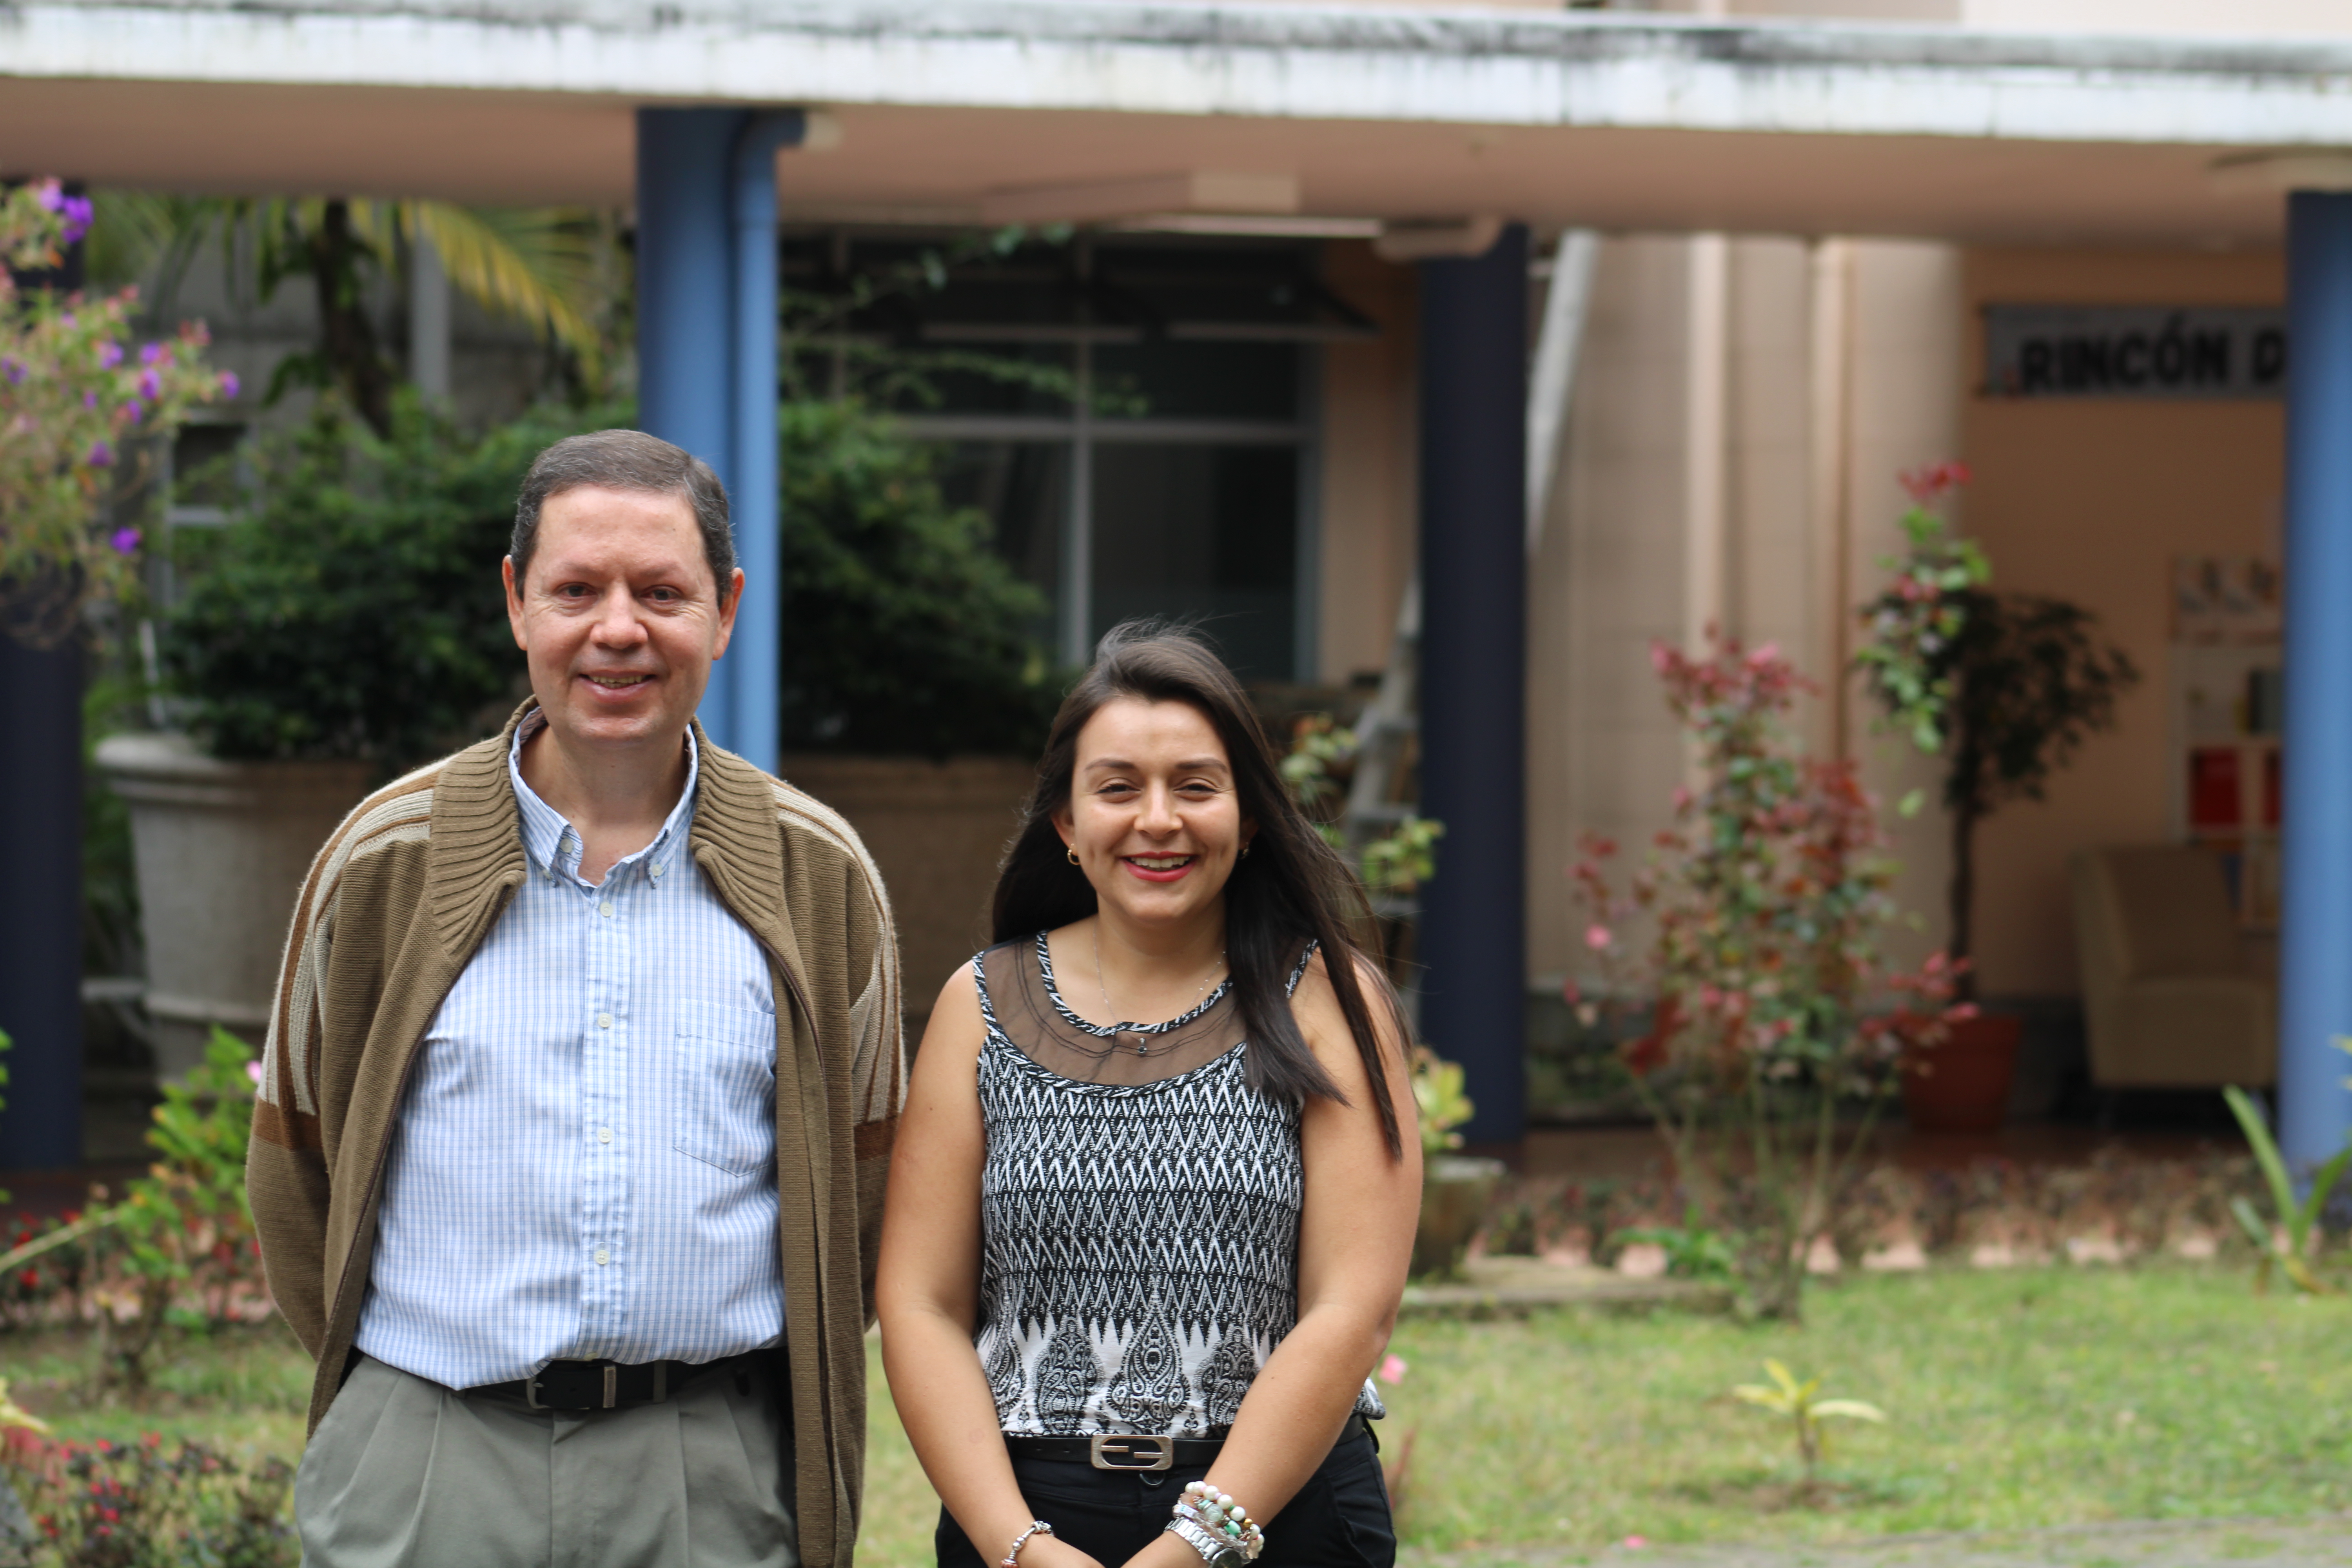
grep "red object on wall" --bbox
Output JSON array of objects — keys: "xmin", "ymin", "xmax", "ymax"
[
  {"xmin": 2263, "ymin": 749, "xmax": 2281, "ymax": 828},
  {"xmin": 2189, "ymin": 748, "xmax": 2242, "ymax": 830}
]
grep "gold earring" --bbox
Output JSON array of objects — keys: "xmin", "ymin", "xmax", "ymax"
[
  {"xmin": 1241, "ymin": 842, "xmax": 1252, "ymax": 859},
  {"xmin": 1066, "ymin": 846, "xmax": 1081, "ymax": 866}
]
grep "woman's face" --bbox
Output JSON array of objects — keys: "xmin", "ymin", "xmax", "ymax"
[{"xmin": 1055, "ymin": 696, "xmax": 1254, "ymax": 935}]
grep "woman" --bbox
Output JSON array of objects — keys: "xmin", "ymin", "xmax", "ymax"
[{"xmin": 878, "ymin": 624, "xmax": 1421, "ymax": 1568}]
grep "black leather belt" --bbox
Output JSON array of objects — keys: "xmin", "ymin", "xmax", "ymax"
[
  {"xmin": 1004, "ymin": 1414, "xmax": 1368, "ymax": 1471},
  {"xmin": 469, "ymin": 1352, "xmax": 757, "ymax": 1412}
]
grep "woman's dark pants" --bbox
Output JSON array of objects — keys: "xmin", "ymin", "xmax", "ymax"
[{"xmin": 935, "ymin": 1428, "xmax": 1394, "ymax": 1568}]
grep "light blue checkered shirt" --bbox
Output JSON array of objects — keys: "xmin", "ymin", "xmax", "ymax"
[{"xmin": 353, "ymin": 713, "xmax": 783, "ymax": 1389}]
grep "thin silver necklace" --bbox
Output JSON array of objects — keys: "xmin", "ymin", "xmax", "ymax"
[{"xmin": 1093, "ymin": 927, "xmax": 1226, "ymax": 1056}]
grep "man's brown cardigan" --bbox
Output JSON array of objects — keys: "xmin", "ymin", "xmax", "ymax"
[{"xmin": 246, "ymin": 705, "xmax": 905, "ymax": 1568}]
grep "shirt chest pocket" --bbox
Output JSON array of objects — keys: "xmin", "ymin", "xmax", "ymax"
[{"xmin": 673, "ymin": 1002, "xmax": 777, "ymax": 1177}]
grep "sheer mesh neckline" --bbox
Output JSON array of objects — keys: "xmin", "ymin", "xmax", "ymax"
[
  {"xmin": 1032, "ymin": 932, "xmax": 1234, "ymax": 1038},
  {"xmin": 975, "ymin": 936, "xmax": 1312, "ymax": 1089}
]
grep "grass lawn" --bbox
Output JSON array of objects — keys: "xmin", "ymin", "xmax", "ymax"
[
  {"xmin": 862, "ymin": 1264, "xmax": 2352, "ymax": 1564},
  {"xmin": 3, "ymin": 1264, "xmax": 2342, "ymax": 1564}
]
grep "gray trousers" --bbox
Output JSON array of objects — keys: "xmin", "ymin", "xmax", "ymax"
[{"xmin": 296, "ymin": 1354, "xmax": 799, "ymax": 1568}]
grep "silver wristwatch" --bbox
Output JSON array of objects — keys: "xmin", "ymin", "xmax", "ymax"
[{"xmin": 1166, "ymin": 1516, "xmax": 1246, "ymax": 1568}]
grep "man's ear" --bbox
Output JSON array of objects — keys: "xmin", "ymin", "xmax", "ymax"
[
  {"xmin": 710, "ymin": 567, "xmax": 746, "ymax": 660},
  {"xmin": 503, "ymin": 556, "xmax": 529, "ymax": 652}
]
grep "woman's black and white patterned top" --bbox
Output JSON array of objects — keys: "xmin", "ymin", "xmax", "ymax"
[{"xmin": 971, "ymin": 934, "xmax": 1384, "ymax": 1437}]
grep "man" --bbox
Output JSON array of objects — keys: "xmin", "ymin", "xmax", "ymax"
[{"xmin": 248, "ymin": 430, "xmax": 903, "ymax": 1567}]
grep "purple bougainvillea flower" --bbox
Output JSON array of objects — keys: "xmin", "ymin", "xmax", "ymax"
[
  {"xmin": 0, "ymin": 358, "xmax": 21, "ymax": 385},
  {"xmin": 87, "ymin": 441, "xmax": 114, "ymax": 467},
  {"xmin": 97, "ymin": 341, "xmax": 122, "ymax": 369},
  {"xmin": 35, "ymin": 183, "xmax": 62, "ymax": 213},
  {"xmin": 138, "ymin": 368, "xmax": 160, "ymax": 400},
  {"xmin": 109, "ymin": 528, "xmax": 141, "ymax": 556},
  {"xmin": 139, "ymin": 342, "xmax": 163, "ymax": 366},
  {"xmin": 220, "ymin": 371, "xmax": 241, "ymax": 399},
  {"xmin": 121, "ymin": 401, "xmax": 143, "ymax": 425},
  {"xmin": 82, "ymin": 390, "xmax": 98, "ymax": 409}
]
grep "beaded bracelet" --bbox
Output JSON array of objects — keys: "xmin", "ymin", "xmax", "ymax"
[
  {"xmin": 999, "ymin": 1519, "xmax": 1053, "ymax": 1568},
  {"xmin": 1169, "ymin": 1482, "xmax": 1264, "ymax": 1564}
]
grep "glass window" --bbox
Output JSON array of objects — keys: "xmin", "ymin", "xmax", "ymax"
[
  {"xmin": 1091, "ymin": 444, "xmax": 1298, "ymax": 681},
  {"xmin": 884, "ymin": 341, "xmax": 1073, "ymax": 418},
  {"xmin": 933, "ymin": 440, "xmax": 1070, "ymax": 650},
  {"xmin": 1092, "ymin": 341, "xmax": 1298, "ymax": 422}
]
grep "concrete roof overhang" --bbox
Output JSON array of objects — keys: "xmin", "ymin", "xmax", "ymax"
[{"xmin": 5, "ymin": 0, "xmax": 2352, "ymax": 245}]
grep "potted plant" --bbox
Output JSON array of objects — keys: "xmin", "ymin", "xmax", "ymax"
[
  {"xmin": 100, "ymin": 398, "xmax": 592, "ymax": 1076},
  {"xmin": 1857, "ymin": 464, "xmax": 2138, "ymax": 1132},
  {"xmin": 1407, "ymin": 1047, "xmax": 1501, "ymax": 1280}
]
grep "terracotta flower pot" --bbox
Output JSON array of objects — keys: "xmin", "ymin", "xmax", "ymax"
[
  {"xmin": 1900, "ymin": 1012, "xmax": 2024, "ymax": 1135},
  {"xmin": 1412, "ymin": 1155, "xmax": 1506, "ymax": 1281}
]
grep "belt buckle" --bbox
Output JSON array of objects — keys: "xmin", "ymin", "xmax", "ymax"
[
  {"xmin": 1089, "ymin": 1434, "xmax": 1173, "ymax": 1472},
  {"xmin": 524, "ymin": 1359, "xmax": 667, "ymax": 1411}
]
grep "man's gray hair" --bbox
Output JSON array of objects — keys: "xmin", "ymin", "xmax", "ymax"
[{"xmin": 511, "ymin": 430, "xmax": 734, "ymax": 599}]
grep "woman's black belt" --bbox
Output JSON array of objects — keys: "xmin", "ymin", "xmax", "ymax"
[{"xmin": 1004, "ymin": 1414, "xmax": 1368, "ymax": 1471}]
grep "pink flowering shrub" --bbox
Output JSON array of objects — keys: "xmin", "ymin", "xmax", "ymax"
[
  {"xmin": 0, "ymin": 181, "xmax": 235, "ymax": 641},
  {"xmin": 1570, "ymin": 634, "xmax": 1963, "ymax": 1320}
]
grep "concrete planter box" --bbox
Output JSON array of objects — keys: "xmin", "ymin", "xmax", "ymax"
[
  {"xmin": 95, "ymin": 733, "xmax": 372, "ymax": 1082},
  {"xmin": 780, "ymin": 755, "xmax": 1036, "ymax": 1027}
]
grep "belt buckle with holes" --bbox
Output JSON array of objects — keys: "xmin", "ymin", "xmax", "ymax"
[{"xmin": 1089, "ymin": 1434, "xmax": 1173, "ymax": 1471}]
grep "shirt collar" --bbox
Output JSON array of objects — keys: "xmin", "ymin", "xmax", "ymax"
[{"xmin": 508, "ymin": 708, "xmax": 701, "ymax": 883}]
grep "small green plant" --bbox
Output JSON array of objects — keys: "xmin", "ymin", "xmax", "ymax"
[
  {"xmin": 2220, "ymin": 1084, "xmax": 2350, "ymax": 1296},
  {"xmin": 1279, "ymin": 714, "xmax": 1356, "ymax": 843},
  {"xmin": 1617, "ymin": 1211, "xmax": 1738, "ymax": 1282},
  {"xmin": 103, "ymin": 1029, "xmax": 263, "ymax": 1388},
  {"xmin": 1278, "ymin": 714, "xmax": 1445, "ymax": 896},
  {"xmin": 1731, "ymin": 1359, "xmax": 1886, "ymax": 1494},
  {"xmin": 1362, "ymin": 815, "xmax": 1445, "ymax": 898},
  {"xmin": 1411, "ymin": 1048, "xmax": 1474, "ymax": 1157}
]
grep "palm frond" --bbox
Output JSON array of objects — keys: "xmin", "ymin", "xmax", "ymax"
[{"xmin": 387, "ymin": 201, "xmax": 608, "ymax": 372}]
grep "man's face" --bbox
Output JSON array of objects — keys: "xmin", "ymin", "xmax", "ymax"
[{"xmin": 503, "ymin": 485, "xmax": 742, "ymax": 754}]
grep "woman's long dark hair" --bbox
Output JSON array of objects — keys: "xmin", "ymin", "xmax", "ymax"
[{"xmin": 991, "ymin": 622, "xmax": 1408, "ymax": 1157}]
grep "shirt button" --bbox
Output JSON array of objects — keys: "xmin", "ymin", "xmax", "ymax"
[
  {"xmin": 650, "ymin": 864, "xmax": 665, "ymax": 879},
  {"xmin": 600, "ymin": 901, "xmax": 615, "ymax": 918},
  {"xmin": 598, "ymin": 1127, "xmax": 613, "ymax": 1145},
  {"xmin": 596, "ymin": 1013, "xmax": 612, "ymax": 1030},
  {"xmin": 593, "ymin": 1248, "xmax": 610, "ymax": 1267}
]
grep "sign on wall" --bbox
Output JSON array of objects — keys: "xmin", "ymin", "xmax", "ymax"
[{"xmin": 1982, "ymin": 305, "xmax": 2287, "ymax": 400}]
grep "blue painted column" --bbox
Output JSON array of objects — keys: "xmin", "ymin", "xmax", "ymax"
[
  {"xmin": 1416, "ymin": 223, "xmax": 1529, "ymax": 1147},
  {"xmin": 2279, "ymin": 190, "xmax": 2352, "ymax": 1172},
  {"xmin": 728, "ymin": 112, "xmax": 806, "ymax": 776},
  {"xmin": 0, "ymin": 631, "xmax": 84, "ymax": 1169},
  {"xmin": 637, "ymin": 107, "xmax": 746, "ymax": 751}
]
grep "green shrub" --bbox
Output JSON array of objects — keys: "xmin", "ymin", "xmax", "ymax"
[
  {"xmin": 780, "ymin": 399, "xmax": 1058, "ymax": 757},
  {"xmin": 167, "ymin": 395, "xmax": 1056, "ymax": 768},
  {"xmin": 165, "ymin": 396, "xmax": 610, "ymax": 771}
]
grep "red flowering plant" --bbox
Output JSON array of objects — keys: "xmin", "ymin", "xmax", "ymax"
[
  {"xmin": 1570, "ymin": 635, "xmax": 1964, "ymax": 1321},
  {"xmin": 0, "ymin": 180, "xmax": 236, "ymax": 643},
  {"xmin": 1851, "ymin": 463, "xmax": 1987, "ymax": 762},
  {"xmin": 3, "ymin": 1432, "xmax": 297, "ymax": 1566}
]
